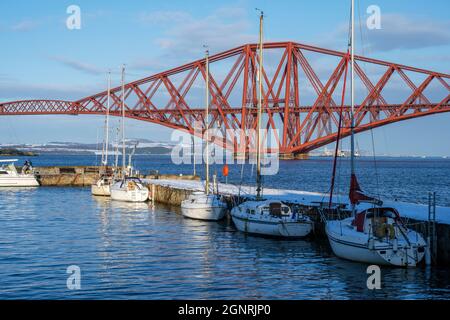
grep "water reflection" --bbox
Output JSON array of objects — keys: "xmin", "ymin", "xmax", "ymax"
[{"xmin": 0, "ymin": 187, "xmax": 449, "ymax": 299}]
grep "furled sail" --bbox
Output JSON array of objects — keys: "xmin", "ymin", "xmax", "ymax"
[{"xmin": 349, "ymin": 174, "xmax": 383, "ymax": 206}]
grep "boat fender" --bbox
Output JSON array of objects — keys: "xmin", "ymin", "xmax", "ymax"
[{"xmin": 128, "ymin": 181, "xmax": 136, "ymax": 191}]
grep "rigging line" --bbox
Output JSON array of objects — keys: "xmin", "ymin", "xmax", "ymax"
[
  {"xmin": 95, "ymin": 127, "xmax": 100, "ymax": 166},
  {"xmin": 328, "ymin": 54, "xmax": 350, "ymax": 209},
  {"xmin": 320, "ymin": 6, "xmax": 352, "ymax": 206},
  {"xmin": 336, "ymin": 143, "xmax": 342, "ymax": 206},
  {"xmin": 329, "ymin": 3, "xmax": 353, "ymax": 209},
  {"xmin": 357, "ymin": 0, "xmax": 381, "ymax": 200},
  {"xmin": 370, "ymin": 122, "xmax": 381, "ymax": 198}
]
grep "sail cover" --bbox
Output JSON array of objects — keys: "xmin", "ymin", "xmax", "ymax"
[{"xmin": 349, "ymin": 174, "xmax": 383, "ymax": 206}]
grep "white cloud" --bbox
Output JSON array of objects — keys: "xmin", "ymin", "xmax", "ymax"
[
  {"xmin": 138, "ymin": 7, "xmax": 255, "ymax": 60},
  {"xmin": 10, "ymin": 20, "xmax": 39, "ymax": 32},
  {"xmin": 317, "ymin": 13, "xmax": 450, "ymax": 53},
  {"xmin": 365, "ymin": 14, "xmax": 450, "ymax": 51},
  {"xmin": 50, "ymin": 56, "xmax": 106, "ymax": 75}
]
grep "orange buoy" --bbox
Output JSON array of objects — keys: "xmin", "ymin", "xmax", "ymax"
[{"xmin": 222, "ymin": 164, "xmax": 229, "ymax": 177}]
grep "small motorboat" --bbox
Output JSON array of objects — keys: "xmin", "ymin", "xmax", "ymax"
[
  {"xmin": 110, "ymin": 177, "xmax": 149, "ymax": 202},
  {"xmin": 0, "ymin": 159, "xmax": 39, "ymax": 187},
  {"xmin": 231, "ymin": 200, "xmax": 313, "ymax": 238}
]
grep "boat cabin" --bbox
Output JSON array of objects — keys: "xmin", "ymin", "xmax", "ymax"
[
  {"xmin": 117, "ymin": 177, "xmax": 145, "ymax": 188},
  {"xmin": 242, "ymin": 200, "xmax": 292, "ymax": 217},
  {"xmin": 0, "ymin": 160, "xmax": 18, "ymax": 176},
  {"xmin": 352, "ymin": 207, "xmax": 403, "ymax": 239}
]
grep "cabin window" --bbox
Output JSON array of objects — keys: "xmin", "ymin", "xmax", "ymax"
[{"xmin": 269, "ymin": 203, "xmax": 282, "ymax": 217}]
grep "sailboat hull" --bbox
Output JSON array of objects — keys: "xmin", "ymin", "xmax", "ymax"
[
  {"xmin": 231, "ymin": 214, "xmax": 312, "ymax": 238},
  {"xmin": 181, "ymin": 206, "xmax": 226, "ymax": 221},
  {"xmin": 181, "ymin": 193, "xmax": 227, "ymax": 221},
  {"xmin": 326, "ymin": 220, "xmax": 425, "ymax": 267},
  {"xmin": 91, "ymin": 184, "xmax": 111, "ymax": 196},
  {"xmin": 110, "ymin": 188, "xmax": 149, "ymax": 202}
]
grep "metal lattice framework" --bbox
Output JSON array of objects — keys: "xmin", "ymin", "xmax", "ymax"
[{"xmin": 1, "ymin": 41, "xmax": 449, "ymax": 155}]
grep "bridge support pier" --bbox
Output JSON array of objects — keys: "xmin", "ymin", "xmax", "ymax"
[
  {"xmin": 233, "ymin": 152, "xmax": 309, "ymax": 160},
  {"xmin": 280, "ymin": 153, "xmax": 309, "ymax": 160}
]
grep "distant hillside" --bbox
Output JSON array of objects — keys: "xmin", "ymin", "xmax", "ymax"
[
  {"xmin": 0, "ymin": 141, "xmax": 174, "ymax": 155},
  {"xmin": 0, "ymin": 148, "xmax": 37, "ymax": 156},
  {"xmin": 136, "ymin": 147, "xmax": 172, "ymax": 155}
]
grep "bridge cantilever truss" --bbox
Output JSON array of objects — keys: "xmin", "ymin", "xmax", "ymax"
[{"xmin": 0, "ymin": 42, "xmax": 449, "ymax": 155}]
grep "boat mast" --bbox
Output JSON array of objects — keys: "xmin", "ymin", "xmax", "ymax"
[
  {"xmin": 256, "ymin": 9, "xmax": 264, "ymax": 200},
  {"xmin": 121, "ymin": 64, "xmax": 126, "ymax": 176},
  {"xmin": 103, "ymin": 70, "xmax": 111, "ymax": 167},
  {"xmin": 350, "ymin": 0, "xmax": 356, "ymax": 215},
  {"xmin": 114, "ymin": 128, "xmax": 119, "ymax": 170},
  {"xmin": 204, "ymin": 48, "xmax": 210, "ymax": 195}
]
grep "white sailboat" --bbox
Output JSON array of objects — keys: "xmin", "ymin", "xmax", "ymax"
[
  {"xmin": 92, "ymin": 71, "xmax": 114, "ymax": 196},
  {"xmin": 110, "ymin": 176, "xmax": 149, "ymax": 202},
  {"xmin": 181, "ymin": 48, "xmax": 227, "ymax": 221},
  {"xmin": 326, "ymin": 206, "xmax": 426, "ymax": 266},
  {"xmin": 0, "ymin": 159, "xmax": 39, "ymax": 187},
  {"xmin": 230, "ymin": 11, "xmax": 313, "ymax": 238},
  {"xmin": 324, "ymin": 0, "xmax": 426, "ymax": 267},
  {"xmin": 110, "ymin": 65, "xmax": 149, "ymax": 203}
]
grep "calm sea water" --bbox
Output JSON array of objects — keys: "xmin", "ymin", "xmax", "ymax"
[{"xmin": 0, "ymin": 154, "xmax": 449, "ymax": 299}]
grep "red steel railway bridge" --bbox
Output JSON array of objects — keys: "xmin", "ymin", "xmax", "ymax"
[{"xmin": 0, "ymin": 42, "xmax": 449, "ymax": 158}]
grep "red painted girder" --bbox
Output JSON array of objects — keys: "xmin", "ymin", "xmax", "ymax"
[{"xmin": 1, "ymin": 41, "xmax": 449, "ymax": 155}]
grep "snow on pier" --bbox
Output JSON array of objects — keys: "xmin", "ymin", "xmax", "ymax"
[{"xmin": 144, "ymin": 178, "xmax": 450, "ymax": 225}]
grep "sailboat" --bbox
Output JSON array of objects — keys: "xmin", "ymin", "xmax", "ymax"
[
  {"xmin": 92, "ymin": 71, "xmax": 114, "ymax": 196},
  {"xmin": 230, "ymin": 11, "xmax": 313, "ymax": 238},
  {"xmin": 324, "ymin": 0, "xmax": 426, "ymax": 267},
  {"xmin": 110, "ymin": 65, "xmax": 149, "ymax": 202},
  {"xmin": 181, "ymin": 48, "xmax": 227, "ymax": 221}
]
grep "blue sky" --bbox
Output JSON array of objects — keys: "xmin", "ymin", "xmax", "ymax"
[{"xmin": 0, "ymin": 0, "xmax": 449, "ymax": 156}]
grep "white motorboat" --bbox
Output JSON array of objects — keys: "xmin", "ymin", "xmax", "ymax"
[
  {"xmin": 0, "ymin": 159, "xmax": 39, "ymax": 187},
  {"xmin": 229, "ymin": 12, "xmax": 313, "ymax": 238},
  {"xmin": 326, "ymin": 207, "xmax": 426, "ymax": 267},
  {"xmin": 110, "ymin": 177, "xmax": 149, "ymax": 202},
  {"xmin": 180, "ymin": 48, "xmax": 227, "ymax": 221},
  {"xmin": 231, "ymin": 200, "xmax": 313, "ymax": 237},
  {"xmin": 324, "ymin": 0, "xmax": 426, "ymax": 267},
  {"xmin": 182, "ymin": 191, "xmax": 227, "ymax": 220}
]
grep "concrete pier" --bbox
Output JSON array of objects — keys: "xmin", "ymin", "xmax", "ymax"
[
  {"xmin": 35, "ymin": 166, "xmax": 99, "ymax": 186},
  {"xmin": 32, "ymin": 166, "xmax": 199, "ymax": 186},
  {"xmin": 279, "ymin": 153, "xmax": 310, "ymax": 160}
]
